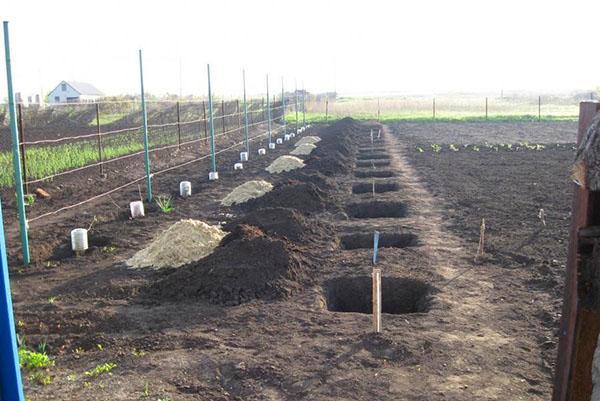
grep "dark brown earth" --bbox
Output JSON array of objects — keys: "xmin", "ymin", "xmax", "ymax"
[{"xmin": 1, "ymin": 118, "xmax": 575, "ymax": 400}]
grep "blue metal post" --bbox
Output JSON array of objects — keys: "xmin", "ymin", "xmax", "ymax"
[
  {"xmin": 138, "ymin": 49, "xmax": 152, "ymax": 202},
  {"xmin": 3, "ymin": 21, "xmax": 30, "ymax": 266},
  {"xmin": 207, "ymin": 64, "xmax": 217, "ymax": 173},
  {"xmin": 266, "ymin": 75, "xmax": 272, "ymax": 145},
  {"xmin": 281, "ymin": 77, "xmax": 286, "ymax": 134},
  {"xmin": 243, "ymin": 70, "xmax": 249, "ymax": 153},
  {"xmin": 0, "ymin": 197, "xmax": 25, "ymax": 401},
  {"xmin": 372, "ymin": 230, "xmax": 380, "ymax": 265}
]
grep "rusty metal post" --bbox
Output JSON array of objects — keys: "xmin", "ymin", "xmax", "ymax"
[
  {"xmin": 176, "ymin": 101, "xmax": 181, "ymax": 149},
  {"xmin": 236, "ymin": 99, "xmax": 241, "ymax": 138},
  {"xmin": 16, "ymin": 104, "xmax": 27, "ymax": 194},
  {"xmin": 95, "ymin": 103, "xmax": 104, "ymax": 177},
  {"xmin": 202, "ymin": 100, "xmax": 208, "ymax": 142},
  {"xmin": 221, "ymin": 99, "xmax": 225, "ymax": 135},
  {"xmin": 552, "ymin": 100, "xmax": 600, "ymax": 401},
  {"xmin": 485, "ymin": 97, "xmax": 488, "ymax": 120}
]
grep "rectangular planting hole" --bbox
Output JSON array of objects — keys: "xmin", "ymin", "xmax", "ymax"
[
  {"xmin": 357, "ymin": 153, "xmax": 390, "ymax": 160},
  {"xmin": 358, "ymin": 147, "xmax": 386, "ymax": 153},
  {"xmin": 354, "ymin": 170, "xmax": 395, "ymax": 178},
  {"xmin": 340, "ymin": 232, "xmax": 418, "ymax": 249},
  {"xmin": 356, "ymin": 160, "xmax": 391, "ymax": 168},
  {"xmin": 325, "ymin": 276, "xmax": 433, "ymax": 314},
  {"xmin": 346, "ymin": 201, "xmax": 407, "ymax": 218},
  {"xmin": 352, "ymin": 182, "xmax": 399, "ymax": 194}
]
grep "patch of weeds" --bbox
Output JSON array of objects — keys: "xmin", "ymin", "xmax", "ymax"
[
  {"xmin": 156, "ymin": 196, "xmax": 173, "ymax": 214},
  {"xmin": 48, "ymin": 296, "xmax": 58, "ymax": 304},
  {"xmin": 132, "ymin": 349, "xmax": 146, "ymax": 357},
  {"xmin": 84, "ymin": 362, "xmax": 117, "ymax": 378},
  {"xmin": 101, "ymin": 245, "xmax": 117, "ymax": 254},
  {"xmin": 24, "ymin": 194, "xmax": 35, "ymax": 207},
  {"xmin": 96, "ymin": 343, "xmax": 104, "ymax": 351},
  {"xmin": 19, "ymin": 349, "xmax": 54, "ymax": 370},
  {"xmin": 29, "ymin": 371, "xmax": 52, "ymax": 385}
]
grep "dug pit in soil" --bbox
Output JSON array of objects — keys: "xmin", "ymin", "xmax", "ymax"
[
  {"xmin": 358, "ymin": 147, "xmax": 386, "ymax": 153},
  {"xmin": 346, "ymin": 201, "xmax": 408, "ymax": 218},
  {"xmin": 339, "ymin": 232, "xmax": 418, "ymax": 249},
  {"xmin": 352, "ymin": 182, "xmax": 399, "ymax": 194},
  {"xmin": 354, "ymin": 170, "xmax": 395, "ymax": 178},
  {"xmin": 356, "ymin": 160, "xmax": 391, "ymax": 168},
  {"xmin": 325, "ymin": 276, "xmax": 433, "ymax": 314},
  {"xmin": 357, "ymin": 153, "xmax": 390, "ymax": 160}
]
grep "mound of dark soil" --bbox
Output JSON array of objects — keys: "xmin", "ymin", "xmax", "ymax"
[
  {"xmin": 302, "ymin": 118, "xmax": 360, "ymax": 176},
  {"xmin": 151, "ymin": 225, "xmax": 313, "ymax": 306},
  {"xmin": 285, "ymin": 171, "xmax": 338, "ymax": 191},
  {"xmin": 224, "ymin": 207, "xmax": 333, "ymax": 243},
  {"xmin": 241, "ymin": 181, "xmax": 334, "ymax": 213}
]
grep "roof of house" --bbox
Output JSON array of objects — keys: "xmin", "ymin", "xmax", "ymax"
[{"xmin": 50, "ymin": 80, "xmax": 104, "ymax": 96}]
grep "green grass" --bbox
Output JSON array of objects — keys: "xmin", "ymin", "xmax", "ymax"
[{"xmin": 87, "ymin": 113, "xmax": 130, "ymax": 127}]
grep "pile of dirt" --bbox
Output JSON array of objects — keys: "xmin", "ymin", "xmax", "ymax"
[
  {"xmin": 303, "ymin": 118, "xmax": 359, "ymax": 176},
  {"xmin": 151, "ymin": 225, "xmax": 313, "ymax": 305},
  {"xmin": 223, "ymin": 207, "xmax": 333, "ymax": 243},
  {"xmin": 266, "ymin": 155, "xmax": 305, "ymax": 174},
  {"xmin": 295, "ymin": 136, "xmax": 321, "ymax": 146},
  {"xmin": 290, "ymin": 143, "xmax": 317, "ymax": 156},
  {"xmin": 126, "ymin": 220, "xmax": 226, "ymax": 269},
  {"xmin": 285, "ymin": 171, "xmax": 338, "ymax": 191},
  {"xmin": 221, "ymin": 180, "xmax": 273, "ymax": 206},
  {"xmin": 241, "ymin": 181, "xmax": 334, "ymax": 213}
]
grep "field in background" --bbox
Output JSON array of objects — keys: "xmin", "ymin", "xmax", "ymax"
[{"xmin": 298, "ymin": 94, "xmax": 583, "ymax": 123}]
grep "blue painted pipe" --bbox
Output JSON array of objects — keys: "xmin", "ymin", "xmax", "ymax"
[
  {"xmin": 0, "ymin": 197, "xmax": 25, "ymax": 401},
  {"xmin": 372, "ymin": 230, "xmax": 380, "ymax": 265}
]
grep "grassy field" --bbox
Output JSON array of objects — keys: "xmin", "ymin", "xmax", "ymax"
[{"xmin": 294, "ymin": 95, "xmax": 580, "ymax": 123}]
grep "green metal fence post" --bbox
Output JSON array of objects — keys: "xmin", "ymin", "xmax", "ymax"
[
  {"xmin": 243, "ymin": 69, "xmax": 249, "ymax": 153},
  {"xmin": 295, "ymin": 80, "xmax": 299, "ymax": 134},
  {"xmin": 138, "ymin": 49, "xmax": 152, "ymax": 202},
  {"xmin": 266, "ymin": 74, "xmax": 272, "ymax": 145},
  {"xmin": 207, "ymin": 64, "xmax": 218, "ymax": 179},
  {"xmin": 3, "ymin": 21, "xmax": 30, "ymax": 265},
  {"xmin": 281, "ymin": 77, "xmax": 286, "ymax": 134},
  {"xmin": 302, "ymin": 83, "xmax": 306, "ymax": 127}
]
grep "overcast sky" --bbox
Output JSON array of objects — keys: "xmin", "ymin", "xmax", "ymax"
[{"xmin": 2, "ymin": 0, "xmax": 600, "ymax": 99}]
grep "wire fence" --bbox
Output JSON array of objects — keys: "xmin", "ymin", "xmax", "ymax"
[
  {"xmin": 0, "ymin": 98, "xmax": 298, "ymax": 189},
  {"xmin": 306, "ymin": 94, "xmax": 585, "ymax": 122}
]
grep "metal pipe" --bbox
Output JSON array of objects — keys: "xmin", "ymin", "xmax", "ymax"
[
  {"xmin": 207, "ymin": 64, "xmax": 217, "ymax": 173},
  {"xmin": 0, "ymin": 196, "xmax": 25, "ymax": 401},
  {"xmin": 243, "ymin": 70, "xmax": 249, "ymax": 153},
  {"xmin": 3, "ymin": 21, "xmax": 29, "ymax": 265},
  {"xmin": 138, "ymin": 49, "xmax": 152, "ymax": 202},
  {"xmin": 282, "ymin": 77, "xmax": 286, "ymax": 134},
  {"xmin": 266, "ymin": 74, "xmax": 272, "ymax": 144}
]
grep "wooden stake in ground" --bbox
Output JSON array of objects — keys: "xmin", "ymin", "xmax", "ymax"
[
  {"xmin": 372, "ymin": 268, "xmax": 382, "ymax": 333},
  {"xmin": 476, "ymin": 218, "xmax": 486, "ymax": 260}
]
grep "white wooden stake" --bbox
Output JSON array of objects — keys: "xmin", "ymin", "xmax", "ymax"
[{"xmin": 372, "ymin": 268, "xmax": 382, "ymax": 333}]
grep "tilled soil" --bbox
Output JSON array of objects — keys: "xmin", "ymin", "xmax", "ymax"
[{"xmin": 4, "ymin": 119, "xmax": 573, "ymax": 400}]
